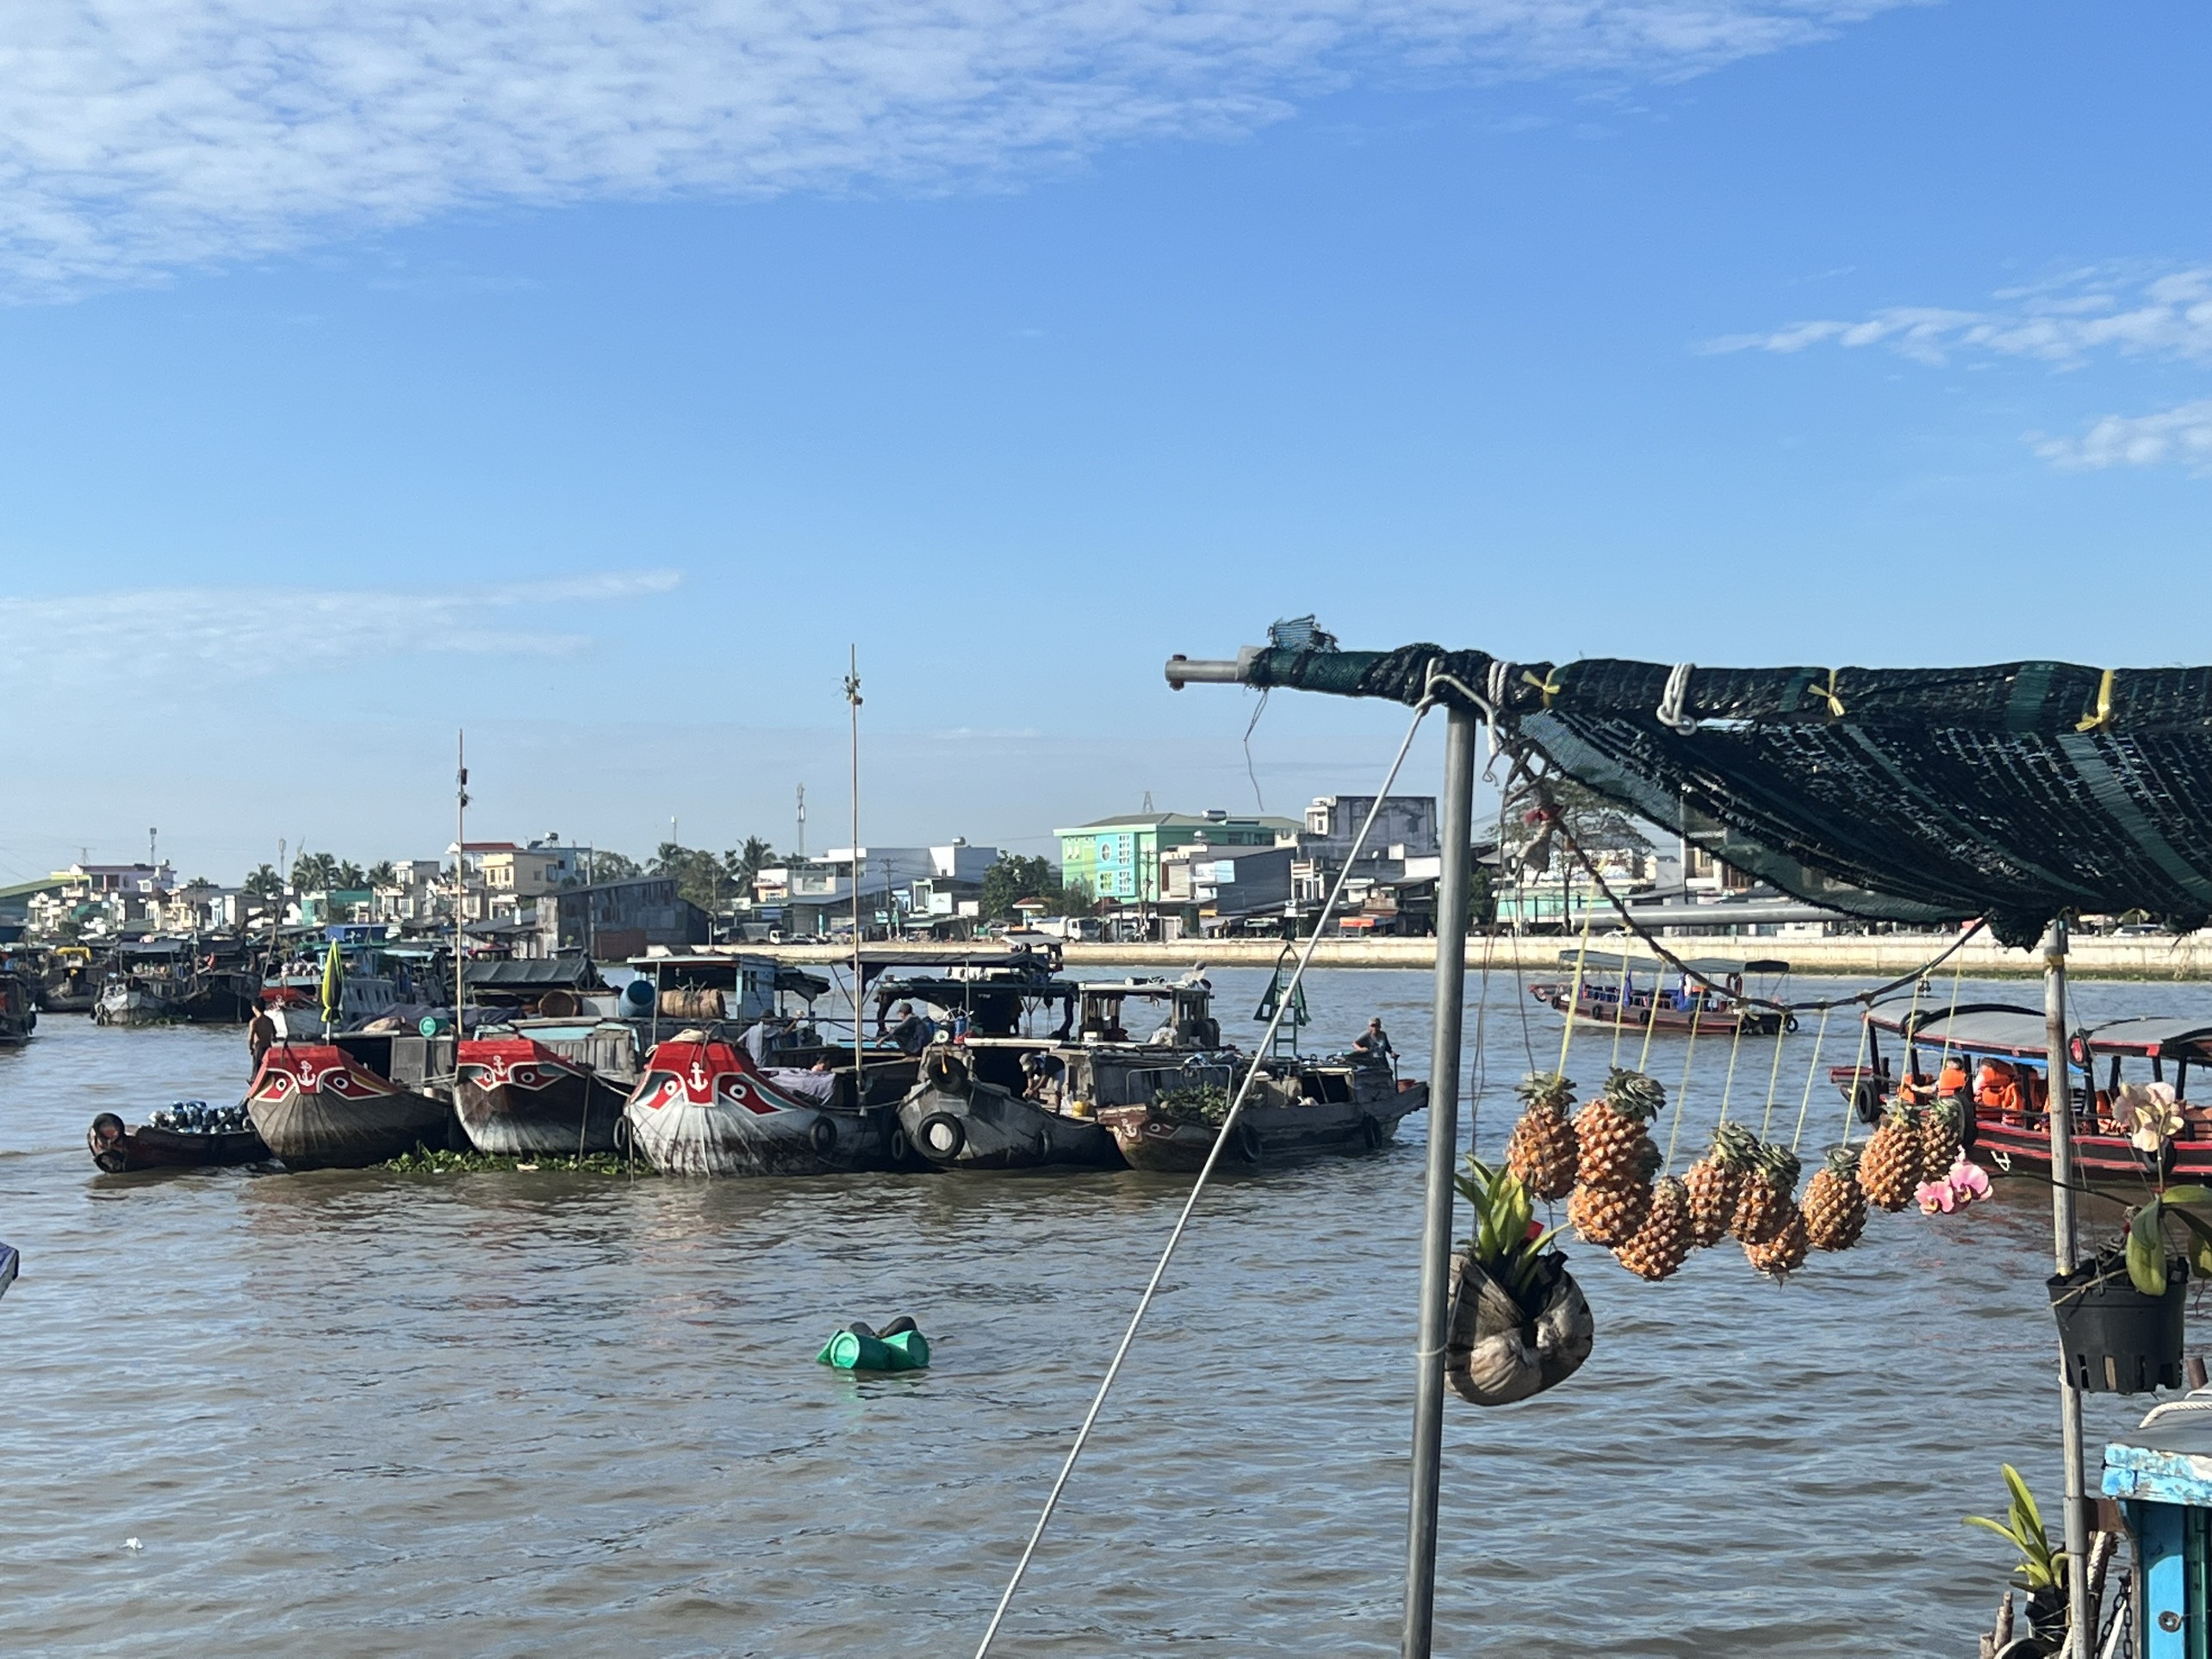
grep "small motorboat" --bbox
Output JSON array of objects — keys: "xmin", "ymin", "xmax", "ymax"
[
  {"xmin": 1528, "ymin": 952, "xmax": 1794, "ymax": 1037},
  {"xmin": 454, "ymin": 1023, "xmax": 635, "ymax": 1156},
  {"xmin": 621, "ymin": 1028, "xmax": 911, "ymax": 1176},
  {"xmin": 90, "ymin": 1101, "xmax": 270, "ymax": 1172},
  {"xmin": 245, "ymin": 1041, "xmax": 455, "ymax": 1171},
  {"xmin": 0, "ymin": 967, "xmax": 35, "ymax": 1047},
  {"xmin": 1099, "ymin": 1056, "xmax": 1426, "ymax": 1173},
  {"xmin": 896, "ymin": 1045, "xmax": 1122, "ymax": 1171}
]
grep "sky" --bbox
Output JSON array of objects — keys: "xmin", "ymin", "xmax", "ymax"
[{"xmin": 1, "ymin": 0, "xmax": 2208, "ymax": 885}]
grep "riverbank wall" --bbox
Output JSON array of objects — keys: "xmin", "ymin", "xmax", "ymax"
[{"xmin": 757, "ymin": 933, "xmax": 2212, "ymax": 980}]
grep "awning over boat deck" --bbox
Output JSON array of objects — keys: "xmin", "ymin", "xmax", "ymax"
[
  {"xmin": 1871, "ymin": 1005, "xmax": 2048, "ymax": 1055},
  {"xmin": 1551, "ymin": 950, "xmax": 1789, "ymax": 976},
  {"xmin": 2082, "ymin": 1016, "xmax": 2212, "ymax": 1059}
]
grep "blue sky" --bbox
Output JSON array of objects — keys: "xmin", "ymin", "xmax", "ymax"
[{"xmin": 1, "ymin": 0, "xmax": 2207, "ymax": 883}]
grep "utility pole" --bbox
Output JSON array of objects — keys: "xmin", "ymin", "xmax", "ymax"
[
  {"xmin": 845, "ymin": 649, "xmax": 863, "ymax": 1078},
  {"xmin": 797, "ymin": 784, "xmax": 806, "ymax": 859},
  {"xmin": 2043, "ymin": 918, "xmax": 2091, "ymax": 1657}
]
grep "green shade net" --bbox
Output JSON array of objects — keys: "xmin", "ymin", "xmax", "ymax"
[{"xmin": 1244, "ymin": 645, "xmax": 2212, "ymax": 948}]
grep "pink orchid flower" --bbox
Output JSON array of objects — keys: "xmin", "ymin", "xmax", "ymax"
[
  {"xmin": 1916, "ymin": 1155, "xmax": 1990, "ymax": 1215},
  {"xmin": 1917, "ymin": 1177, "xmax": 1957, "ymax": 1215}
]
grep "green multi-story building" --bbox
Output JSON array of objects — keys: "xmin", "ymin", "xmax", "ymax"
[{"xmin": 1057, "ymin": 811, "xmax": 1299, "ymax": 904}]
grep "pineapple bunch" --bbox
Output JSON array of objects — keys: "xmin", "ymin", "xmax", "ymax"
[
  {"xmin": 1566, "ymin": 1069, "xmax": 1667, "ymax": 1246},
  {"xmin": 1804, "ymin": 1145, "xmax": 1868, "ymax": 1253},
  {"xmin": 1860, "ymin": 1101, "xmax": 1925, "ymax": 1212},
  {"xmin": 1614, "ymin": 1174, "xmax": 1694, "ymax": 1282},
  {"xmin": 1505, "ymin": 1071, "xmax": 1580, "ymax": 1200},
  {"xmin": 1920, "ymin": 1097, "xmax": 1963, "ymax": 1177},
  {"xmin": 1685, "ymin": 1122, "xmax": 1760, "ymax": 1247},
  {"xmin": 1730, "ymin": 1140, "xmax": 1799, "ymax": 1246},
  {"xmin": 1741, "ymin": 1145, "xmax": 1810, "ymax": 1279}
]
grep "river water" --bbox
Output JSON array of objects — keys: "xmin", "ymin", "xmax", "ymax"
[{"xmin": 0, "ymin": 966, "xmax": 2197, "ymax": 1656}]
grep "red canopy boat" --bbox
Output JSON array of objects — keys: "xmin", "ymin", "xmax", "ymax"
[
  {"xmin": 1830, "ymin": 1003, "xmax": 2212, "ymax": 1190},
  {"xmin": 454, "ymin": 1023, "xmax": 634, "ymax": 1157},
  {"xmin": 620, "ymin": 1028, "xmax": 911, "ymax": 1176},
  {"xmin": 245, "ymin": 1041, "xmax": 454, "ymax": 1171}
]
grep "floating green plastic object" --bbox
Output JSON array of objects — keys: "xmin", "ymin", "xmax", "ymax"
[
  {"xmin": 817, "ymin": 1327, "xmax": 893, "ymax": 1370},
  {"xmin": 881, "ymin": 1329, "xmax": 930, "ymax": 1370}
]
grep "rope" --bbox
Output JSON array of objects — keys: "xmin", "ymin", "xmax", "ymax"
[
  {"xmin": 1656, "ymin": 662, "xmax": 1698, "ymax": 734},
  {"xmin": 974, "ymin": 692, "xmax": 1437, "ymax": 1656},
  {"xmin": 1838, "ymin": 1011, "xmax": 1873, "ymax": 1146},
  {"xmin": 1718, "ymin": 1010, "xmax": 1747, "ymax": 1128},
  {"xmin": 1930, "ymin": 933, "xmax": 1969, "ymax": 1092},
  {"xmin": 1790, "ymin": 1006, "xmax": 1833, "ymax": 1155},
  {"xmin": 1664, "ymin": 996, "xmax": 1705, "ymax": 1173},
  {"xmin": 1634, "ymin": 961, "xmax": 1659, "ymax": 1073},
  {"xmin": 1556, "ymin": 908, "xmax": 1592, "ymax": 1075},
  {"xmin": 1755, "ymin": 1010, "xmax": 1786, "ymax": 1140},
  {"xmin": 1611, "ymin": 955, "xmax": 1630, "ymax": 1068}
]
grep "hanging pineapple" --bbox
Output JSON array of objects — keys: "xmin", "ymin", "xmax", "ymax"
[
  {"xmin": 1506, "ymin": 1071, "xmax": 1580, "ymax": 1200},
  {"xmin": 1743, "ymin": 1145, "xmax": 1810, "ymax": 1279},
  {"xmin": 1569, "ymin": 1144, "xmax": 1657, "ymax": 1246},
  {"xmin": 1685, "ymin": 1122, "xmax": 1760, "ymax": 1247},
  {"xmin": 1731, "ymin": 1140, "xmax": 1800, "ymax": 1246},
  {"xmin": 1573, "ymin": 1067, "xmax": 1666, "ymax": 1184},
  {"xmin": 1803, "ymin": 1144, "xmax": 1868, "ymax": 1252},
  {"xmin": 1860, "ymin": 1101, "xmax": 1925, "ymax": 1212},
  {"xmin": 1613, "ymin": 1174, "xmax": 1694, "ymax": 1282},
  {"xmin": 1919, "ymin": 1097, "xmax": 1964, "ymax": 1176}
]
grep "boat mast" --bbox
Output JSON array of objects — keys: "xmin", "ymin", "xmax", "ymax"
[
  {"xmin": 845, "ymin": 647, "xmax": 863, "ymax": 1080},
  {"xmin": 2043, "ymin": 918, "xmax": 2091, "ymax": 1655},
  {"xmin": 455, "ymin": 730, "xmax": 469, "ymax": 1039}
]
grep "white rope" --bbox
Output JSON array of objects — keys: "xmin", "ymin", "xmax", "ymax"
[
  {"xmin": 973, "ymin": 689, "xmax": 1440, "ymax": 1656},
  {"xmin": 1656, "ymin": 662, "xmax": 1698, "ymax": 734}
]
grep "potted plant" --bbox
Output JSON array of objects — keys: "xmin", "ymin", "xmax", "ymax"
[
  {"xmin": 1445, "ymin": 1156, "xmax": 1594, "ymax": 1406},
  {"xmin": 2048, "ymin": 1082, "xmax": 2194, "ymax": 1395},
  {"xmin": 1964, "ymin": 1464, "xmax": 2067, "ymax": 1654}
]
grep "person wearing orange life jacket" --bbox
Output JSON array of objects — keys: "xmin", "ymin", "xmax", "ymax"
[
  {"xmin": 1976, "ymin": 1059, "xmax": 2021, "ymax": 1115},
  {"xmin": 1936, "ymin": 1057, "xmax": 1969, "ymax": 1099}
]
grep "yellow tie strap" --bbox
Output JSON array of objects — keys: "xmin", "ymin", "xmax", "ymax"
[
  {"xmin": 1817, "ymin": 670, "xmax": 1846, "ymax": 719},
  {"xmin": 1520, "ymin": 668, "xmax": 1564, "ymax": 708},
  {"xmin": 2076, "ymin": 668, "xmax": 2116, "ymax": 733}
]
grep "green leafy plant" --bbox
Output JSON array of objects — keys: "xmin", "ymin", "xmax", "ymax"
[
  {"xmin": 1963, "ymin": 1463, "xmax": 2066, "ymax": 1594},
  {"xmin": 1454, "ymin": 1155, "xmax": 1563, "ymax": 1302},
  {"xmin": 2127, "ymin": 1184, "xmax": 2212, "ymax": 1295},
  {"xmin": 1153, "ymin": 1084, "xmax": 1232, "ymax": 1125}
]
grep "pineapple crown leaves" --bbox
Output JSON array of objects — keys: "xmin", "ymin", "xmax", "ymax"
[
  {"xmin": 1962, "ymin": 1464, "xmax": 2067, "ymax": 1594},
  {"xmin": 1454, "ymin": 1155, "xmax": 1562, "ymax": 1297},
  {"xmin": 1822, "ymin": 1143, "xmax": 1863, "ymax": 1179},
  {"xmin": 1598, "ymin": 1066, "xmax": 1667, "ymax": 1124},
  {"xmin": 1923, "ymin": 1097, "xmax": 1962, "ymax": 1129},
  {"xmin": 1709, "ymin": 1122, "xmax": 1762, "ymax": 1168},
  {"xmin": 1514, "ymin": 1070, "xmax": 1575, "ymax": 1110},
  {"xmin": 1650, "ymin": 1173, "xmax": 1689, "ymax": 1207},
  {"xmin": 1755, "ymin": 1142, "xmax": 1803, "ymax": 1191},
  {"xmin": 1882, "ymin": 1098, "xmax": 1921, "ymax": 1130}
]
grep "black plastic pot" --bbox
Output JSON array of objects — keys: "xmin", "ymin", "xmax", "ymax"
[{"xmin": 2048, "ymin": 1251, "xmax": 2185, "ymax": 1395}]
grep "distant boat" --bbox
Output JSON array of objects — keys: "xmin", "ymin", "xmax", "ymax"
[
  {"xmin": 0, "ymin": 1241, "xmax": 17, "ymax": 1301},
  {"xmin": 1098, "ymin": 1053, "xmax": 1425, "ymax": 1172},
  {"xmin": 36, "ymin": 946, "xmax": 98, "ymax": 1014},
  {"xmin": 89, "ymin": 1108, "xmax": 270, "ymax": 1172},
  {"xmin": 1527, "ymin": 952, "xmax": 1795, "ymax": 1037},
  {"xmin": 245, "ymin": 1041, "xmax": 454, "ymax": 1170},
  {"xmin": 0, "ymin": 966, "xmax": 38, "ymax": 1046}
]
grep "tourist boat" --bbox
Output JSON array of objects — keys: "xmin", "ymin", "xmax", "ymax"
[
  {"xmin": 1527, "ymin": 952, "xmax": 1794, "ymax": 1036},
  {"xmin": 620, "ymin": 1028, "xmax": 914, "ymax": 1176},
  {"xmin": 1830, "ymin": 1003, "xmax": 2212, "ymax": 1189},
  {"xmin": 245, "ymin": 1041, "xmax": 455, "ymax": 1170},
  {"xmin": 453, "ymin": 1019, "xmax": 638, "ymax": 1156},
  {"xmin": 89, "ymin": 1106, "xmax": 270, "ymax": 1172},
  {"xmin": 38, "ymin": 946, "xmax": 98, "ymax": 1013},
  {"xmin": 0, "ymin": 966, "xmax": 37, "ymax": 1046}
]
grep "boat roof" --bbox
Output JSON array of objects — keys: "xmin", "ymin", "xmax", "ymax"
[
  {"xmin": 2081, "ymin": 1016, "xmax": 2212, "ymax": 1059},
  {"xmin": 872, "ymin": 973, "xmax": 1078, "ymax": 1007},
  {"xmin": 464, "ymin": 958, "xmax": 602, "ymax": 989},
  {"xmin": 1870, "ymin": 1003, "xmax": 2212, "ymax": 1060},
  {"xmin": 1552, "ymin": 949, "xmax": 1789, "ymax": 975}
]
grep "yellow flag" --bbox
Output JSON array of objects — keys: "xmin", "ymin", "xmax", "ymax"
[{"xmin": 320, "ymin": 941, "xmax": 345, "ymax": 1025}]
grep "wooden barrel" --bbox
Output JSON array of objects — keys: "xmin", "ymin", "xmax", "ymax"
[{"xmin": 659, "ymin": 988, "xmax": 725, "ymax": 1020}]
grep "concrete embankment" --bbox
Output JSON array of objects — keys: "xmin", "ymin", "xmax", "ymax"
[{"xmin": 758, "ymin": 933, "xmax": 2212, "ymax": 980}]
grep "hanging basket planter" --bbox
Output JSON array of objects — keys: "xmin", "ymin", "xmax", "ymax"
[
  {"xmin": 2048, "ymin": 1250, "xmax": 2185, "ymax": 1395},
  {"xmin": 1445, "ymin": 1249, "xmax": 1594, "ymax": 1407}
]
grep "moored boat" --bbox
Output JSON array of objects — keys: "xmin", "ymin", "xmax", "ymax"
[
  {"xmin": 90, "ymin": 1102, "xmax": 270, "ymax": 1172},
  {"xmin": 1528, "ymin": 952, "xmax": 1793, "ymax": 1037},
  {"xmin": 38, "ymin": 946, "xmax": 98, "ymax": 1013},
  {"xmin": 0, "ymin": 966, "xmax": 38, "ymax": 1046},
  {"xmin": 246, "ymin": 1042, "xmax": 455, "ymax": 1170},
  {"xmin": 621, "ymin": 1028, "xmax": 913, "ymax": 1176},
  {"xmin": 94, "ymin": 977, "xmax": 171, "ymax": 1027},
  {"xmin": 454, "ymin": 1021, "xmax": 637, "ymax": 1156},
  {"xmin": 898, "ymin": 1046, "xmax": 1122, "ymax": 1170},
  {"xmin": 1100, "ymin": 1055, "xmax": 1426, "ymax": 1172}
]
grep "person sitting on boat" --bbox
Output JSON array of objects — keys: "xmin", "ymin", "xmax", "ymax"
[
  {"xmin": 1353, "ymin": 1018, "xmax": 1395, "ymax": 1067},
  {"xmin": 1936, "ymin": 1056, "xmax": 1969, "ymax": 1099},
  {"xmin": 1976, "ymin": 1059, "xmax": 2021, "ymax": 1113},
  {"xmin": 887, "ymin": 1003, "xmax": 932, "ymax": 1055},
  {"xmin": 1022, "ymin": 1052, "xmax": 1066, "ymax": 1109}
]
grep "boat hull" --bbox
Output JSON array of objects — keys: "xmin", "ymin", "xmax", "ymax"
[
  {"xmin": 1529, "ymin": 982, "xmax": 1787, "ymax": 1036},
  {"xmin": 1103, "ymin": 1077, "xmax": 1427, "ymax": 1173},
  {"xmin": 897, "ymin": 1076, "xmax": 1122, "ymax": 1171},
  {"xmin": 455, "ymin": 1041, "xmax": 626, "ymax": 1156},
  {"xmin": 246, "ymin": 1046, "xmax": 454, "ymax": 1171},
  {"xmin": 94, "ymin": 986, "xmax": 172, "ymax": 1028},
  {"xmin": 621, "ymin": 1035, "xmax": 904, "ymax": 1176},
  {"xmin": 89, "ymin": 1114, "xmax": 270, "ymax": 1173}
]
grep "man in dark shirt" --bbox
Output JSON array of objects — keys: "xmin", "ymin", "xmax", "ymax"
[
  {"xmin": 887, "ymin": 1003, "xmax": 932, "ymax": 1054},
  {"xmin": 1353, "ymin": 1017, "xmax": 1395, "ymax": 1067}
]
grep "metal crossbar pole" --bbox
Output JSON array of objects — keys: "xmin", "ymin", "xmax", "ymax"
[
  {"xmin": 1402, "ymin": 704, "xmax": 1478, "ymax": 1658},
  {"xmin": 2043, "ymin": 918, "xmax": 2091, "ymax": 1656}
]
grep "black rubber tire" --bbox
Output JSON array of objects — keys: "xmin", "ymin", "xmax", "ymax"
[
  {"xmin": 810, "ymin": 1116, "xmax": 837, "ymax": 1156},
  {"xmin": 879, "ymin": 1314, "xmax": 919, "ymax": 1338},
  {"xmin": 1851, "ymin": 1080, "xmax": 1883, "ymax": 1125},
  {"xmin": 1783, "ymin": 1012, "xmax": 1800, "ymax": 1034},
  {"xmin": 888, "ymin": 1128, "xmax": 910, "ymax": 1165},
  {"xmin": 916, "ymin": 1112, "xmax": 966, "ymax": 1161},
  {"xmin": 1235, "ymin": 1122, "xmax": 1264, "ymax": 1163}
]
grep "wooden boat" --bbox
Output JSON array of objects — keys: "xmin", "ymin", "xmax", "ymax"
[
  {"xmin": 897, "ymin": 1047, "xmax": 1122, "ymax": 1170},
  {"xmin": 1100, "ymin": 1056, "xmax": 1426, "ymax": 1172},
  {"xmin": 454, "ymin": 1022, "xmax": 637, "ymax": 1156},
  {"xmin": 38, "ymin": 946, "xmax": 98, "ymax": 1013},
  {"xmin": 0, "ymin": 968, "xmax": 35, "ymax": 1046},
  {"xmin": 89, "ymin": 1111, "xmax": 270, "ymax": 1172},
  {"xmin": 0, "ymin": 1240, "xmax": 16, "ymax": 1302},
  {"xmin": 621, "ymin": 1028, "xmax": 913, "ymax": 1176},
  {"xmin": 94, "ymin": 978, "xmax": 171, "ymax": 1026},
  {"xmin": 1528, "ymin": 952, "xmax": 1793, "ymax": 1036},
  {"xmin": 245, "ymin": 1041, "xmax": 455, "ymax": 1171},
  {"xmin": 1830, "ymin": 1003, "xmax": 2212, "ymax": 1190}
]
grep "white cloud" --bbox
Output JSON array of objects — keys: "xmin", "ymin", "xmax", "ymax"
[
  {"xmin": 2030, "ymin": 401, "xmax": 2212, "ymax": 475},
  {"xmin": 0, "ymin": 568, "xmax": 680, "ymax": 687},
  {"xmin": 0, "ymin": 1, "xmax": 1915, "ymax": 296},
  {"xmin": 1708, "ymin": 266, "xmax": 2212, "ymax": 366}
]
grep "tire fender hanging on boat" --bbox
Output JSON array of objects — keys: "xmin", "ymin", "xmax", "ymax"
[
  {"xmin": 916, "ymin": 1112, "xmax": 965, "ymax": 1160},
  {"xmin": 810, "ymin": 1116, "xmax": 837, "ymax": 1156}
]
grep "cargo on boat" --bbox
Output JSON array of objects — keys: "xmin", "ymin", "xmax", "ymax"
[
  {"xmin": 89, "ymin": 1102, "xmax": 270, "ymax": 1172},
  {"xmin": 246, "ymin": 1040, "xmax": 455, "ymax": 1171},
  {"xmin": 620, "ymin": 1027, "xmax": 914, "ymax": 1176},
  {"xmin": 1832, "ymin": 1002, "xmax": 2212, "ymax": 1190},
  {"xmin": 1528, "ymin": 952, "xmax": 1793, "ymax": 1036}
]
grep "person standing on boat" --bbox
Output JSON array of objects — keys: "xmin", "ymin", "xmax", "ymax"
[
  {"xmin": 246, "ymin": 1004, "xmax": 276, "ymax": 1076},
  {"xmin": 1354, "ymin": 1017, "xmax": 1395, "ymax": 1068}
]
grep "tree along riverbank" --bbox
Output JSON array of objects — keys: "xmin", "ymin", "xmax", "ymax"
[{"xmin": 751, "ymin": 933, "xmax": 2212, "ymax": 980}]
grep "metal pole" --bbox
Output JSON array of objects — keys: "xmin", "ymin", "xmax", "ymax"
[
  {"xmin": 455, "ymin": 731, "xmax": 469, "ymax": 1040},
  {"xmin": 1402, "ymin": 704, "xmax": 1477, "ymax": 1658},
  {"xmin": 846, "ymin": 648, "xmax": 863, "ymax": 1080},
  {"xmin": 2042, "ymin": 916, "xmax": 2091, "ymax": 1657}
]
